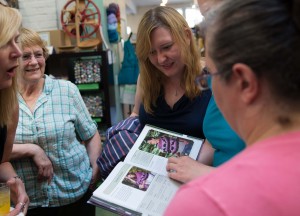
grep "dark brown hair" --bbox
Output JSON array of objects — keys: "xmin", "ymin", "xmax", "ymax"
[{"xmin": 206, "ymin": 0, "xmax": 300, "ymax": 106}]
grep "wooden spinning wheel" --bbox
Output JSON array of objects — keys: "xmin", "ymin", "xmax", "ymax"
[{"xmin": 61, "ymin": 0, "xmax": 101, "ymax": 48}]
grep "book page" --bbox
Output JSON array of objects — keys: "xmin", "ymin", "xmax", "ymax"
[
  {"xmin": 124, "ymin": 125, "xmax": 204, "ymax": 175},
  {"xmin": 91, "ymin": 162, "xmax": 180, "ymax": 215}
]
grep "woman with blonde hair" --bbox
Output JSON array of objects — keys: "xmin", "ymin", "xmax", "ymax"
[
  {"xmin": 0, "ymin": 2, "xmax": 29, "ymax": 215},
  {"xmin": 131, "ymin": 6, "xmax": 211, "ymax": 139}
]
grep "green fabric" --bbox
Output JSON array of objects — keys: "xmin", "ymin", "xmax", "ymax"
[{"xmin": 118, "ymin": 40, "xmax": 139, "ymax": 84}]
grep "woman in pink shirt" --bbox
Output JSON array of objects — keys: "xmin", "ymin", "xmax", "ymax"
[{"xmin": 165, "ymin": 0, "xmax": 300, "ymax": 215}]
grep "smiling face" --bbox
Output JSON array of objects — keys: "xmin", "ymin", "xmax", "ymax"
[
  {"xmin": 148, "ymin": 27, "xmax": 185, "ymax": 79},
  {"xmin": 0, "ymin": 31, "xmax": 22, "ymax": 90},
  {"xmin": 19, "ymin": 45, "xmax": 46, "ymax": 84},
  {"xmin": 127, "ymin": 173, "xmax": 136, "ymax": 179},
  {"xmin": 147, "ymin": 138, "xmax": 159, "ymax": 145}
]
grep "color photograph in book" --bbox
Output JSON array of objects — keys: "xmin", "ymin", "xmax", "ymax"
[
  {"xmin": 122, "ymin": 166, "xmax": 156, "ymax": 192},
  {"xmin": 139, "ymin": 129, "xmax": 194, "ymax": 158}
]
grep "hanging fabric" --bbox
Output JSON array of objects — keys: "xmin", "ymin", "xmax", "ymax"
[{"xmin": 118, "ymin": 33, "xmax": 139, "ymax": 85}]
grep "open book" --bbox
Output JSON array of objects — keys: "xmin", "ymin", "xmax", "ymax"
[{"xmin": 89, "ymin": 124, "xmax": 204, "ymax": 215}]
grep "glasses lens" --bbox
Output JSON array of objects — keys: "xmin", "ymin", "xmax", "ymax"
[
  {"xmin": 195, "ymin": 75, "xmax": 209, "ymax": 90},
  {"xmin": 200, "ymin": 76, "xmax": 209, "ymax": 89}
]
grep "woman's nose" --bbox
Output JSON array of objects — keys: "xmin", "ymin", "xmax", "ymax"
[
  {"xmin": 28, "ymin": 55, "xmax": 38, "ymax": 64},
  {"xmin": 11, "ymin": 44, "xmax": 22, "ymax": 59},
  {"xmin": 157, "ymin": 52, "xmax": 167, "ymax": 64}
]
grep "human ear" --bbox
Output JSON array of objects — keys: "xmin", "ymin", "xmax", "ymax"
[{"xmin": 231, "ymin": 63, "xmax": 259, "ymax": 104}]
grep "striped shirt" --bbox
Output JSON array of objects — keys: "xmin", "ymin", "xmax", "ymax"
[
  {"xmin": 97, "ymin": 116, "xmax": 142, "ymax": 178},
  {"xmin": 12, "ymin": 75, "xmax": 97, "ymax": 208}
]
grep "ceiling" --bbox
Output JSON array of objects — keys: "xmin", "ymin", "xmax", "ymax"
[
  {"xmin": 126, "ymin": 0, "xmax": 196, "ymax": 14},
  {"xmin": 131, "ymin": 0, "xmax": 194, "ymax": 7}
]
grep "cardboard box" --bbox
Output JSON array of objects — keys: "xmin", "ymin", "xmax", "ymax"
[{"xmin": 38, "ymin": 30, "xmax": 66, "ymax": 52}]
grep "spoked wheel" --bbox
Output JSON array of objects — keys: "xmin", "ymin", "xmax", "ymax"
[{"xmin": 61, "ymin": 0, "xmax": 101, "ymax": 39}]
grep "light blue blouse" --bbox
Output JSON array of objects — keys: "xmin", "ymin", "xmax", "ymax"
[{"xmin": 12, "ymin": 75, "xmax": 97, "ymax": 208}]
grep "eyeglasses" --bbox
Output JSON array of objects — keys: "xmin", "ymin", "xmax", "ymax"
[
  {"xmin": 0, "ymin": 0, "xmax": 8, "ymax": 7},
  {"xmin": 22, "ymin": 52, "xmax": 45, "ymax": 63},
  {"xmin": 195, "ymin": 67, "xmax": 221, "ymax": 90}
]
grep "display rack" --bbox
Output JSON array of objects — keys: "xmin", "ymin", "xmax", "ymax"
[{"xmin": 45, "ymin": 51, "xmax": 111, "ymax": 136}]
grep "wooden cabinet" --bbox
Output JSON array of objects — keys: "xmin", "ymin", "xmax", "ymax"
[{"xmin": 45, "ymin": 51, "xmax": 111, "ymax": 134}]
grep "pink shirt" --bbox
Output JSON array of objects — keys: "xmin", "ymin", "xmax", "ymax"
[{"xmin": 165, "ymin": 131, "xmax": 300, "ymax": 216}]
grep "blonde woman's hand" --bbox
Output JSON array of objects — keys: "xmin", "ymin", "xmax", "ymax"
[{"xmin": 7, "ymin": 176, "xmax": 29, "ymax": 216}]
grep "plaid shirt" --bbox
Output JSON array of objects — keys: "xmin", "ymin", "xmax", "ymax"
[{"xmin": 12, "ymin": 75, "xmax": 97, "ymax": 208}]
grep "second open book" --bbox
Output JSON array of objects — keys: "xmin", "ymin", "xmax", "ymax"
[{"xmin": 89, "ymin": 124, "xmax": 204, "ymax": 215}]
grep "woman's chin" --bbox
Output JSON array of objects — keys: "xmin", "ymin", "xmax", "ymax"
[{"xmin": 0, "ymin": 79, "xmax": 13, "ymax": 90}]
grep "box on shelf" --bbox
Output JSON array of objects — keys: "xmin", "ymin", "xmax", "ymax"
[{"xmin": 38, "ymin": 30, "xmax": 66, "ymax": 53}]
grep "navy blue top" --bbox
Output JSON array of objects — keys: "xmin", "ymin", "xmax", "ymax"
[
  {"xmin": 139, "ymin": 90, "xmax": 211, "ymax": 139},
  {"xmin": 0, "ymin": 125, "xmax": 7, "ymax": 162}
]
